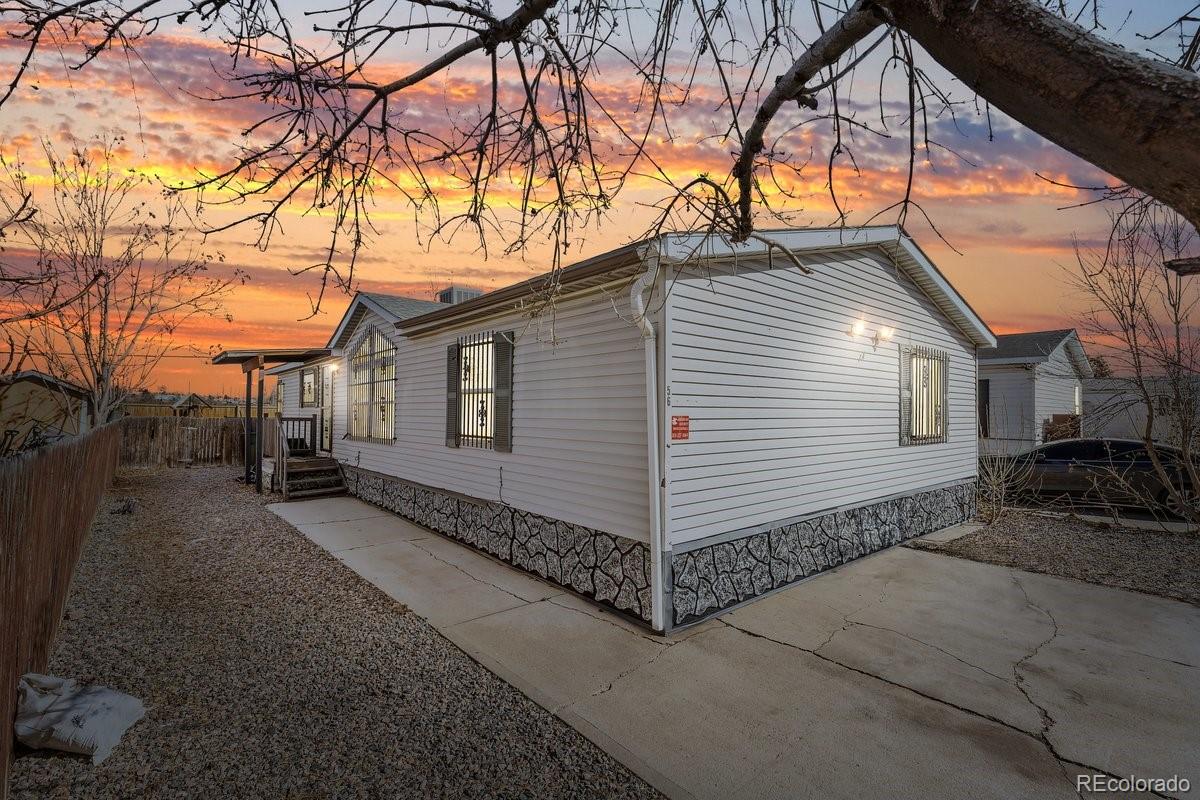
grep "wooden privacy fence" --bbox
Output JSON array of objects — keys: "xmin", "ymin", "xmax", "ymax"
[
  {"xmin": 0, "ymin": 424, "xmax": 121, "ymax": 796},
  {"xmin": 119, "ymin": 416, "xmax": 246, "ymax": 467}
]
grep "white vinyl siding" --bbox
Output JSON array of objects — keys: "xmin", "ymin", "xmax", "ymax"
[
  {"xmin": 978, "ymin": 366, "xmax": 1036, "ymax": 455},
  {"xmin": 275, "ymin": 370, "xmax": 308, "ymax": 418},
  {"xmin": 1034, "ymin": 344, "xmax": 1082, "ymax": 437},
  {"xmin": 1082, "ymin": 377, "xmax": 1177, "ymax": 442},
  {"xmin": 332, "ymin": 295, "xmax": 651, "ymax": 543},
  {"xmin": 664, "ymin": 248, "xmax": 978, "ymax": 547}
]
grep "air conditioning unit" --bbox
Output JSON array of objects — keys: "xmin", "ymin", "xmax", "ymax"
[{"xmin": 437, "ymin": 286, "xmax": 483, "ymax": 305}]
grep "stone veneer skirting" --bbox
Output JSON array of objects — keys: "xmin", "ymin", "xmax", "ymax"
[
  {"xmin": 671, "ymin": 482, "xmax": 976, "ymax": 625},
  {"xmin": 341, "ymin": 466, "xmax": 654, "ymax": 622}
]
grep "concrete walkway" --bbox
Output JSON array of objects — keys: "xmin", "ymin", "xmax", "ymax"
[{"xmin": 269, "ymin": 498, "xmax": 1200, "ymax": 800}]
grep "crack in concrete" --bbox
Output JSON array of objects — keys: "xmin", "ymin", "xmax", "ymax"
[
  {"xmin": 1011, "ymin": 573, "xmax": 1061, "ymax": 735},
  {"xmin": 446, "ymin": 601, "xmax": 542, "ymax": 628},
  {"xmin": 1007, "ymin": 574, "xmax": 1092, "ymax": 800},
  {"xmin": 1122, "ymin": 649, "xmax": 1199, "ymax": 670},
  {"xmin": 291, "ymin": 513, "xmax": 392, "ymax": 525},
  {"xmin": 405, "ymin": 538, "xmax": 534, "ymax": 604},
  {"xmin": 326, "ymin": 537, "xmax": 416, "ymax": 554},
  {"xmin": 717, "ymin": 617, "xmax": 1176, "ymax": 800},
  {"xmin": 579, "ymin": 644, "xmax": 675, "ymax": 707},
  {"xmin": 544, "ymin": 596, "xmax": 669, "ymax": 646},
  {"xmin": 844, "ymin": 621, "xmax": 1013, "ymax": 683}
]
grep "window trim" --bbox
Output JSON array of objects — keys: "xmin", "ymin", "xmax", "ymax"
[
  {"xmin": 456, "ymin": 331, "xmax": 495, "ymax": 449},
  {"xmin": 299, "ymin": 367, "xmax": 319, "ymax": 408},
  {"xmin": 900, "ymin": 345, "xmax": 950, "ymax": 446},
  {"xmin": 347, "ymin": 326, "xmax": 397, "ymax": 443},
  {"xmin": 446, "ymin": 330, "xmax": 514, "ymax": 452}
]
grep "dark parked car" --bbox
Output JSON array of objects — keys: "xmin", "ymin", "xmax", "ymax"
[{"xmin": 1006, "ymin": 438, "xmax": 1199, "ymax": 517}]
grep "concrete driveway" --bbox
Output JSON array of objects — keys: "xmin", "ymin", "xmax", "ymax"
[{"xmin": 270, "ymin": 497, "xmax": 1200, "ymax": 799}]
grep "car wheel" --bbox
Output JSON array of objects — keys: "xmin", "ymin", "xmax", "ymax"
[{"xmin": 1159, "ymin": 487, "xmax": 1198, "ymax": 518}]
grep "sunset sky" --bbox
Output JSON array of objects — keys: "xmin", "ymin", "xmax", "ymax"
[{"xmin": 1, "ymin": 0, "xmax": 1192, "ymax": 395}]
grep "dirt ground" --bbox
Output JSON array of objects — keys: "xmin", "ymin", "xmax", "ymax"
[{"xmin": 908, "ymin": 510, "xmax": 1200, "ymax": 605}]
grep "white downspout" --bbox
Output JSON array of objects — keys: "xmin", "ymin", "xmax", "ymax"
[{"xmin": 631, "ymin": 250, "xmax": 667, "ymax": 632}]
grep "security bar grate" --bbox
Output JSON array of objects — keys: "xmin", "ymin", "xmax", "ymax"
[
  {"xmin": 901, "ymin": 345, "xmax": 949, "ymax": 446},
  {"xmin": 458, "ymin": 331, "xmax": 494, "ymax": 448},
  {"xmin": 349, "ymin": 327, "xmax": 396, "ymax": 441}
]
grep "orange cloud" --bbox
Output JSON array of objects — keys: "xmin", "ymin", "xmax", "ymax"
[{"xmin": 1, "ymin": 27, "xmax": 1125, "ymax": 392}]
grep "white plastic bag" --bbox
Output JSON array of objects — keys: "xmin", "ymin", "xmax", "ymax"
[{"xmin": 14, "ymin": 673, "xmax": 145, "ymax": 764}]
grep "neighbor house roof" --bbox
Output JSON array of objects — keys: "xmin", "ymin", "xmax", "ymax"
[
  {"xmin": 1, "ymin": 370, "xmax": 90, "ymax": 400},
  {"xmin": 396, "ymin": 226, "xmax": 997, "ymax": 347},
  {"xmin": 979, "ymin": 329, "xmax": 1093, "ymax": 377},
  {"xmin": 170, "ymin": 392, "xmax": 211, "ymax": 409},
  {"xmin": 325, "ymin": 291, "xmax": 447, "ymax": 350}
]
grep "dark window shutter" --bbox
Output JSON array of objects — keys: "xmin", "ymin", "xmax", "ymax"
[
  {"xmin": 446, "ymin": 343, "xmax": 460, "ymax": 447},
  {"xmin": 493, "ymin": 331, "xmax": 514, "ymax": 452},
  {"xmin": 898, "ymin": 347, "xmax": 912, "ymax": 446}
]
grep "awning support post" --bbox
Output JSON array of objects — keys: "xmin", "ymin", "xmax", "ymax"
[
  {"xmin": 243, "ymin": 371, "xmax": 252, "ymax": 484},
  {"xmin": 256, "ymin": 367, "xmax": 265, "ymax": 493}
]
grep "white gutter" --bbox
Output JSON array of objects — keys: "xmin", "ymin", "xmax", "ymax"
[{"xmin": 631, "ymin": 247, "xmax": 667, "ymax": 632}]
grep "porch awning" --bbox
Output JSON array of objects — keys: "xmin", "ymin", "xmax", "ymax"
[
  {"xmin": 1166, "ymin": 256, "xmax": 1200, "ymax": 276},
  {"xmin": 211, "ymin": 348, "xmax": 332, "ymax": 369}
]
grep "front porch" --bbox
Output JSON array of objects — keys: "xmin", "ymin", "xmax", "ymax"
[
  {"xmin": 209, "ymin": 347, "xmax": 337, "ymax": 495},
  {"xmin": 262, "ymin": 415, "xmax": 345, "ymax": 500}
]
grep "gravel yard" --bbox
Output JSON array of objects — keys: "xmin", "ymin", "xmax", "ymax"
[
  {"xmin": 908, "ymin": 510, "xmax": 1200, "ymax": 605},
  {"xmin": 8, "ymin": 467, "xmax": 661, "ymax": 800}
]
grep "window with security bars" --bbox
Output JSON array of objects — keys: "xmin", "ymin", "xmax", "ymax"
[
  {"xmin": 900, "ymin": 346, "xmax": 949, "ymax": 446},
  {"xmin": 446, "ymin": 330, "xmax": 513, "ymax": 452},
  {"xmin": 457, "ymin": 332, "xmax": 495, "ymax": 448},
  {"xmin": 300, "ymin": 368, "xmax": 318, "ymax": 407},
  {"xmin": 349, "ymin": 327, "xmax": 396, "ymax": 441}
]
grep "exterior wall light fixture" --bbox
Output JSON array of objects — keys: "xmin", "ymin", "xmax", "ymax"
[{"xmin": 848, "ymin": 318, "xmax": 896, "ymax": 349}]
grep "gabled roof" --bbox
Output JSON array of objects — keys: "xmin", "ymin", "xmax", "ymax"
[
  {"xmin": 979, "ymin": 329, "xmax": 1093, "ymax": 377},
  {"xmin": 171, "ymin": 392, "xmax": 211, "ymax": 408},
  {"xmin": 1, "ymin": 370, "xmax": 90, "ymax": 400},
  {"xmin": 397, "ymin": 226, "xmax": 997, "ymax": 347},
  {"xmin": 980, "ymin": 330, "xmax": 1074, "ymax": 361},
  {"xmin": 326, "ymin": 291, "xmax": 447, "ymax": 349}
]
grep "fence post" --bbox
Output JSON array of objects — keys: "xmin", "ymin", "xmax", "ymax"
[{"xmin": 310, "ymin": 414, "xmax": 318, "ymax": 455}]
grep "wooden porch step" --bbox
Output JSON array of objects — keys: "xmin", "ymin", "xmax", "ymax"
[
  {"xmin": 287, "ymin": 486, "xmax": 347, "ymax": 500},
  {"xmin": 288, "ymin": 474, "xmax": 343, "ymax": 491},
  {"xmin": 286, "ymin": 458, "xmax": 338, "ymax": 473}
]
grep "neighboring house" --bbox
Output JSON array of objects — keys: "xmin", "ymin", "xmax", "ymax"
[
  {"xmin": 1083, "ymin": 377, "xmax": 1199, "ymax": 444},
  {"xmin": 977, "ymin": 329, "xmax": 1092, "ymax": 455},
  {"xmin": 0, "ymin": 370, "xmax": 92, "ymax": 456},
  {"xmin": 259, "ymin": 226, "xmax": 995, "ymax": 632},
  {"xmin": 170, "ymin": 392, "xmax": 212, "ymax": 417}
]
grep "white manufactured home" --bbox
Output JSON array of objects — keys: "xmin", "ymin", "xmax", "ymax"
[
  {"xmin": 267, "ymin": 226, "xmax": 995, "ymax": 632},
  {"xmin": 1082, "ymin": 376, "xmax": 1197, "ymax": 444},
  {"xmin": 977, "ymin": 330, "xmax": 1092, "ymax": 455}
]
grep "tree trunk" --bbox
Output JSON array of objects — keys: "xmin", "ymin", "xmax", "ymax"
[{"xmin": 883, "ymin": 0, "xmax": 1200, "ymax": 230}]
